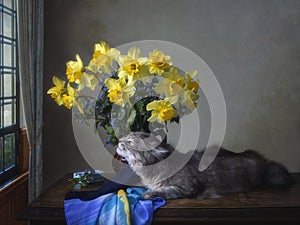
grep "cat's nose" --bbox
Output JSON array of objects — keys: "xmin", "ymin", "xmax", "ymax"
[{"xmin": 118, "ymin": 143, "xmax": 125, "ymax": 150}]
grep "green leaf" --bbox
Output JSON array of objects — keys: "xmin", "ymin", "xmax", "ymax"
[
  {"xmin": 105, "ymin": 125, "xmax": 114, "ymax": 134},
  {"xmin": 135, "ymin": 100, "xmax": 143, "ymax": 114},
  {"xmin": 127, "ymin": 108, "xmax": 137, "ymax": 126},
  {"xmin": 111, "ymin": 136, "xmax": 118, "ymax": 145}
]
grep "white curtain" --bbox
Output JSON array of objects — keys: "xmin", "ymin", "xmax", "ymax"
[{"xmin": 18, "ymin": 0, "xmax": 44, "ymax": 202}]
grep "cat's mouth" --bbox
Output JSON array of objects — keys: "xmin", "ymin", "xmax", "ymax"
[
  {"xmin": 114, "ymin": 153, "xmax": 128, "ymax": 164},
  {"xmin": 119, "ymin": 155, "xmax": 128, "ymax": 163},
  {"xmin": 116, "ymin": 148, "xmax": 129, "ymax": 164}
]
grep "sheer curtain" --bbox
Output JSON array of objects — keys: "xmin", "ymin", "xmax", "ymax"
[{"xmin": 18, "ymin": 0, "xmax": 44, "ymax": 202}]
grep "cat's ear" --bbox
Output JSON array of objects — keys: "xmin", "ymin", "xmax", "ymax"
[
  {"xmin": 151, "ymin": 147, "xmax": 170, "ymax": 160},
  {"xmin": 142, "ymin": 136, "xmax": 161, "ymax": 150}
]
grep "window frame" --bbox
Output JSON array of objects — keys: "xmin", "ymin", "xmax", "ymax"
[{"xmin": 0, "ymin": 0, "xmax": 20, "ymax": 185}]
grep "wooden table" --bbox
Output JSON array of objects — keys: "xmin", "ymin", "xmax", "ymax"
[{"xmin": 19, "ymin": 174, "xmax": 300, "ymax": 225}]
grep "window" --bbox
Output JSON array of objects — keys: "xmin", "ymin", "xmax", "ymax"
[{"xmin": 0, "ymin": 0, "xmax": 19, "ymax": 184}]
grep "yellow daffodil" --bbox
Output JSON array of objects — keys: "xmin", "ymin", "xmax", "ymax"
[
  {"xmin": 146, "ymin": 99, "xmax": 177, "ymax": 123},
  {"xmin": 185, "ymin": 70, "xmax": 199, "ymax": 93},
  {"xmin": 118, "ymin": 47, "xmax": 149, "ymax": 84},
  {"xmin": 75, "ymin": 98, "xmax": 84, "ymax": 114},
  {"xmin": 181, "ymin": 89, "xmax": 199, "ymax": 110},
  {"xmin": 47, "ymin": 76, "xmax": 66, "ymax": 106},
  {"xmin": 87, "ymin": 41, "xmax": 120, "ymax": 74},
  {"xmin": 77, "ymin": 72, "xmax": 99, "ymax": 91},
  {"xmin": 148, "ymin": 49, "xmax": 172, "ymax": 75},
  {"xmin": 65, "ymin": 54, "xmax": 99, "ymax": 91},
  {"xmin": 104, "ymin": 77, "xmax": 135, "ymax": 106},
  {"xmin": 155, "ymin": 67, "xmax": 185, "ymax": 97},
  {"xmin": 62, "ymin": 84, "xmax": 77, "ymax": 109},
  {"xmin": 47, "ymin": 42, "xmax": 201, "ymax": 133},
  {"xmin": 66, "ymin": 54, "xmax": 84, "ymax": 83}
]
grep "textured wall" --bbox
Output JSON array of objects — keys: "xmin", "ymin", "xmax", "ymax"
[{"xmin": 43, "ymin": 0, "xmax": 300, "ymax": 189}]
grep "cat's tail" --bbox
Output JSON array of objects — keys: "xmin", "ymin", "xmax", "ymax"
[{"xmin": 264, "ymin": 161, "xmax": 294, "ymax": 187}]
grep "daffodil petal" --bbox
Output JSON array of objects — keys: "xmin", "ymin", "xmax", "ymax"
[
  {"xmin": 55, "ymin": 95, "xmax": 64, "ymax": 106},
  {"xmin": 190, "ymin": 70, "xmax": 198, "ymax": 78},
  {"xmin": 127, "ymin": 47, "xmax": 141, "ymax": 60},
  {"xmin": 78, "ymin": 73, "xmax": 93, "ymax": 91},
  {"xmin": 75, "ymin": 54, "xmax": 83, "ymax": 65},
  {"xmin": 104, "ymin": 78, "xmax": 118, "ymax": 90},
  {"xmin": 52, "ymin": 76, "xmax": 65, "ymax": 88},
  {"xmin": 119, "ymin": 71, "xmax": 129, "ymax": 81},
  {"xmin": 47, "ymin": 86, "xmax": 58, "ymax": 94},
  {"xmin": 165, "ymin": 95, "xmax": 179, "ymax": 105},
  {"xmin": 108, "ymin": 48, "xmax": 121, "ymax": 60},
  {"xmin": 90, "ymin": 76, "xmax": 99, "ymax": 91},
  {"xmin": 146, "ymin": 101, "xmax": 159, "ymax": 111},
  {"xmin": 123, "ymin": 85, "xmax": 135, "ymax": 94},
  {"xmin": 147, "ymin": 113, "xmax": 159, "ymax": 122},
  {"xmin": 137, "ymin": 57, "xmax": 148, "ymax": 65},
  {"xmin": 74, "ymin": 99, "xmax": 84, "ymax": 114}
]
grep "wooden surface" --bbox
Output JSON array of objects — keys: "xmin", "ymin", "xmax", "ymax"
[{"xmin": 19, "ymin": 173, "xmax": 300, "ymax": 225}]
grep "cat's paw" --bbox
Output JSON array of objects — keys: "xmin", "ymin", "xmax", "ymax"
[{"xmin": 142, "ymin": 191, "xmax": 159, "ymax": 200}]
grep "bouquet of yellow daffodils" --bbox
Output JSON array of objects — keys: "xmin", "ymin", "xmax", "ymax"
[{"xmin": 47, "ymin": 41, "xmax": 199, "ymax": 145}]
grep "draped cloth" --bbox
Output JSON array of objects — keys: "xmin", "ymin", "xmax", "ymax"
[
  {"xmin": 18, "ymin": 0, "xmax": 44, "ymax": 202},
  {"xmin": 65, "ymin": 168, "xmax": 165, "ymax": 224},
  {"xmin": 64, "ymin": 187, "xmax": 166, "ymax": 225}
]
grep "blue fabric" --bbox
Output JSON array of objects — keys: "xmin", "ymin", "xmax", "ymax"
[
  {"xmin": 127, "ymin": 188, "xmax": 165, "ymax": 225},
  {"xmin": 97, "ymin": 190, "xmax": 131, "ymax": 225},
  {"xmin": 64, "ymin": 187, "xmax": 165, "ymax": 225},
  {"xmin": 64, "ymin": 193, "xmax": 114, "ymax": 225}
]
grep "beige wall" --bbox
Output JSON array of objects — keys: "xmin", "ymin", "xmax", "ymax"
[{"xmin": 43, "ymin": 0, "xmax": 300, "ymax": 190}]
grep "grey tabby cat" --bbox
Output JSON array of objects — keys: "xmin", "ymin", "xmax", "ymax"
[{"xmin": 117, "ymin": 132, "xmax": 294, "ymax": 200}]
